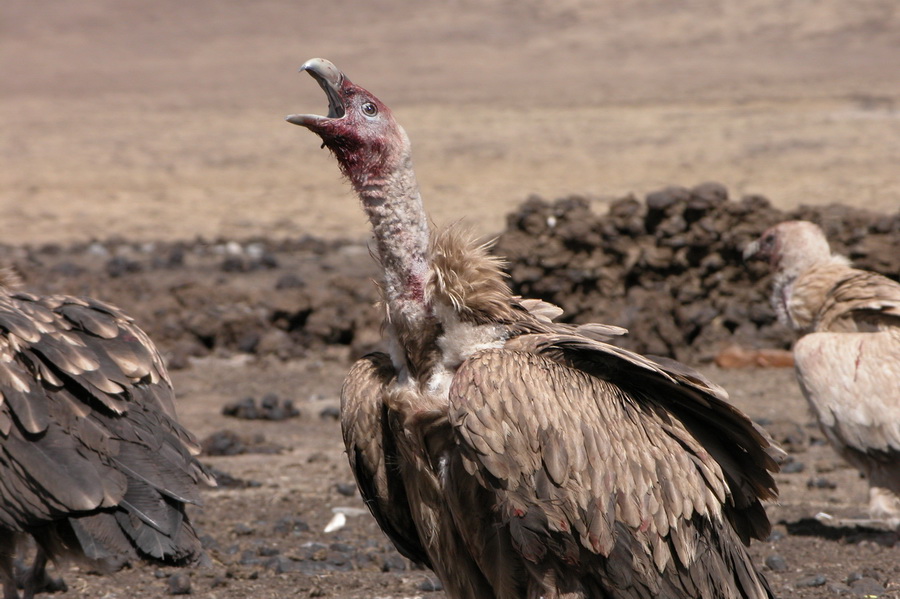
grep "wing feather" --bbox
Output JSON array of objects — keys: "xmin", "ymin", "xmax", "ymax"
[
  {"xmin": 446, "ymin": 348, "xmax": 775, "ymax": 597},
  {"xmin": 794, "ymin": 330, "xmax": 900, "ymax": 457},
  {"xmin": 0, "ymin": 289, "xmax": 212, "ymax": 568},
  {"xmin": 813, "ymin": 268, "xmax": 900, "ymax": 332},
  {"xmin": 341, "ymin": 353, "xmax": 431, "ymax": 567}
]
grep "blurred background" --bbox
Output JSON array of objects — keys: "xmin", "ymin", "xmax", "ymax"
[{"xmin": 2, "ymin": 0, "xmax": 899, "ymax": 245}]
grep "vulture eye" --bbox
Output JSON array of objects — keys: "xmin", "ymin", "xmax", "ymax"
[{"xmin": 361, "ymin": 102, "xmax": 378, "ymax": 117}]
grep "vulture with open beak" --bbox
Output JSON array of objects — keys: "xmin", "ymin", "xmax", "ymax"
[
  {"xmin": 288, "ymin": 58, "xmax": 781, "ymax": 599},
  {"xmin": 745, "ymin": 220, "xmax": 900, "ymax": 527},
  {"xmin": 0, "ymin": 268, "xmax": 214, "ymax": 599}
]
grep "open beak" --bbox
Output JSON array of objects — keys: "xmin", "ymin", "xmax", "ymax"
[
  {"xmin": 286, "ymin": 58, "xmax": 346, "ymax": 128},
  {"xmin": 742, "ymin": 239, "xmax": 762, "ymax": 262}
]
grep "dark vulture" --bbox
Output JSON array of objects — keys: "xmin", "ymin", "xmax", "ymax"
[
  {"xmin": 287, "ymin": 58, "xmax": 782, "ymax": 598},
  {"xmin": 745, "ymin": 220, "xmax": 900, "ymax": 527},
  {"xmin": 0, "ymin": 268, "xmax": 214, "ymax": 599}
]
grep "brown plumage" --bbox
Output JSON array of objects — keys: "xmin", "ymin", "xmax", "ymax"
[
  {"xmin": 0, "ymin": 269, "xmax": 214, "ymax": 599},
  {"xmin": 288, "ymin": 58, "xmax": 781, "ymax": 598},
  {"xmin": 745, "ymin": 220, "xmax": 900, "ymax": 526}
]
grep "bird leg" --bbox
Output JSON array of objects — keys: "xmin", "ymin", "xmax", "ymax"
[
  {"xmin": 0, "ymin": 535, "xmax": 19, "ymax": 599},
  {"xmin": 867, "ymin": 485, "xmax": 900, "ymax": 528},
  {"xmin": 814, "ymin": 511, "xmax": 900, "ymax": 532},
  {"xmin": 17, "ymin": 549, "xmax": 67, "ymax": 599}
]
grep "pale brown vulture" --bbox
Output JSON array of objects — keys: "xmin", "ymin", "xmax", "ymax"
[
  {"xmin": 0, "ymin": 268, "xmax": 214, "ymax": 599},
  {"xmin": 745, "ymin": 220, "xmax": 900, "ymax": 527},
  {"xmin": 288, "ymin": 58, "xmax": 781, "ymax": 598}
]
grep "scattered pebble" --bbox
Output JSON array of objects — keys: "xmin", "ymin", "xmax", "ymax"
[
  {"xmin": 335, "ymin": 482, "xmax": 357, "ymax": 497},
  {"xmin": 849, "ymin": 577, "xmax": 885, "ymax": 596},
  {"xmin": 166, "ymin": 572, "xmax": 192, "ymax": 595},
  {"xmin": 766, "ymin": 528, "xmax": 785, "ymax": 542},
  {"xmin": 265, "ymin": 556, "xmax": 302, "ymax": 574},
  {"xmin": 781, "ymin": 461, "xmax": 805, "ymax": 474},
  {"xmin": 764, "ymin": 555, "xmax": 788, "ymax": 572},
  {"xmin": 201, "ymin": 430, "xmax": 248, "ymax": 456},
  {"xmin": 273, "ymin": 516, "xmax": 311, "ymax": 535},
  {"xmin": 381, "ymin": 554, "xmax": 407, "ymax": 572},
  {"xmin": 202, "ymin": 465, "xmax": 262, "ymax": 489},
  {"xmin": 319, "ymin": 405, "xmax": 341, "ymax": 420},
  {"xmin": 222, "ymin": 394, "xmax": 301, "ymax": 421},
  {"xmin": 827, "ymin": 582, "xmax": 852, "ymax": 595},
  {"xmin": 418, "ymin": 578, "xmax": 444, "ymax": 592},
  {"xmin": 796, "ymin": 574, "xmax": 827, "ymax": 588},
  {"xmin": 210, "ymin": 575, "xmax": 228, "ymax": 589},
  {"xmin": 200, "ymin": 430, "xmax": 283, "ymax": 456},
  {"xmin": 275, "ymin": 273, "xmax": 306, "ymax": 289},
  {"xmin": 807, "ymin": 477, "xmax": 838, "ymax": 490}
]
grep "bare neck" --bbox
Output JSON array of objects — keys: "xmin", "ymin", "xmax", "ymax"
[{"xmin": 353, "ymin": 153, "xmax": 432, "ymax": 329}]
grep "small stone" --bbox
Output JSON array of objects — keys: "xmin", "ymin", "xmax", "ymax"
[
  {"xmin": 335, "ymin": 483, "xmax": 357, "ymax": 497},
  {"xmin": 202, "ymin": 430, "xmax": 247, "ymax": 456},
  {"xmin": 807, "ymin": 477, "xmax": 837, "ymax": 490},
  {"xmin": 319, "ymin": 405, "xmax": 341, "ymax": 421},
  {"xmin": 381, "ymin": 553, "xmax": 408, "ymax": 572},
  {"xmin": 265, "ymin": 556, "xmax": 300, "ymax": 574},
  {"xmin": 106, "ymin": 256, "xmax": 143, "ymax": 277},
  {"xmin": 849, "ymin": 576, "xmax": 885, "ymax": 596},
  {"xmin": 210, "ymin": 575, "xmax": 228, "ymax": 589},
  {"xmin": 796, "ymin": 574, "xmax": 827, "ymax": 588},
  {"xmin": 203, "ymin": 465, "xmax": 261, "ymax": 489},
  {"xmin": 766, "ymin": 528, "xmax": 785, "ymax": 542},
  {"xmin": 827, "ymin": 582, "xmax": 852, "ymax": 595},
  {"xmin": 273, "ymin": 516, "xmax": 310, "ymax": 535},
  {"xmin": 764, "ymin": 555, "xmax": 788, "ymax": 572},
  {"xmin": 233, "ymin": 523, "xmax": 255, "ymax": 536},
  {"xmin": 166, "ymin": 572, "xmax": 192, "ymax": 595},
  {"xmin": 781, "ymin": 461, "xmax": 805, "ymax": 474},
  {"xmin": 275, "ymin": 273, "xmax": 306, "ymax": 289},
  {"xmin": 418, "ymin": 578, "xmax": 444, "ymax": 592}
]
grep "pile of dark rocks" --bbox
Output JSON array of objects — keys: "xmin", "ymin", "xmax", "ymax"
[
  {"xmin": 2, "ymin": 183, "xmax": 897, "ymax": 365},
  {"xmin": 495, "ymin": 183, "xmax": 900, "ymax": 362}
]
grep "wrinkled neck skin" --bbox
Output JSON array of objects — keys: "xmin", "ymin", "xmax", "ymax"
[
  {"xmin": 349, "ymin": 147, "xmax": 434, "ymax": 354},
  {"xmin": 771, "ymin": 270, "xmax": 799, "ymax": 330}
]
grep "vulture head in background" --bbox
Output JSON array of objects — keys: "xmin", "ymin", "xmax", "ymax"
[
  {"xmin": 746, "ymin": 220, "xmax": 900, "ymax": 528},
  {"xmin": 0, "ymin": 270, "xmax": 215, "ymax": 599},
  {"xmin": 288, "ymin": 58, "xmax": 781, "ymax": 599},
  {"xmin": 744, "ymin": 221, "xmax": 850, "ymax": 331}
]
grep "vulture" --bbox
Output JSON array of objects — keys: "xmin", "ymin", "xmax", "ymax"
[
  {"xmin": 745, "ymin": 220, "xmax": 900, "ymax": 527},
  {"xmin": 288, "ymin": 58, "xmax": 781, "ymax": 599},
  {"xmin": 0, "ymin": 268, "xmax": 214, "ymax": 599}
]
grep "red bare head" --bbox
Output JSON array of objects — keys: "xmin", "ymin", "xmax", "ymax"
[{"xmin": 287, "ymin": 58, "xmax": 409, "ymax": 190}]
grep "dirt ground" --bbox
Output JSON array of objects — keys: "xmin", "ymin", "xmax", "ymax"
[
  {"xmin": 3, "ymin": 0, "xmax": 900, "ymax": 245},
  {"xmin": 3, "ymin": 1, "xmax": 900, "ymax": 597}
]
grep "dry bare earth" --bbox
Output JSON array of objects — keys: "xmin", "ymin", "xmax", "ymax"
[
  {"xmin": 2, "ymin": 0, "xmax": 900, "ymax": 246},
  {"xmin": 2, "ymin": 189, "xmax": 900, "ymax": 598},
  {"xmin": 3, "ymin": 1, "xmax": 900, "ymax": 597}
]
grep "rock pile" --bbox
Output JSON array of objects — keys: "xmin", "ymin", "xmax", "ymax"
[
  {"xmin": 496, "ymin": 183, "xmax": 900, "ymax": 362},
  {"xmin": 2, "ymin": 184, "xmax": 897, "ymax": 364}
]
